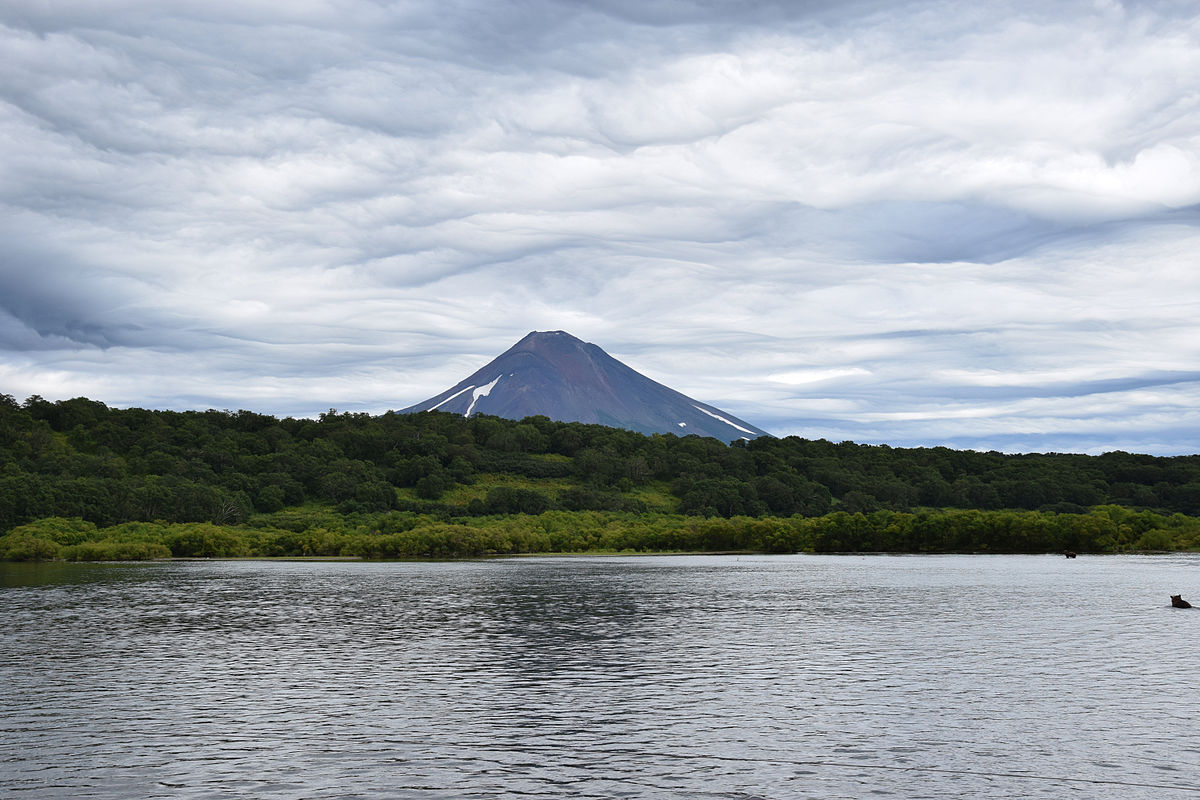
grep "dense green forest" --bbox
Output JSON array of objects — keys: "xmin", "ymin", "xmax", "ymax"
[{"xmin": 3, "ymin": 393, "xmax": 1200, "ymax": 559}]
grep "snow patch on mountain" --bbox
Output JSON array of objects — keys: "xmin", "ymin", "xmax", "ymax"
[
  {"xmin": 692, "ymin": 405, "xmax": 757, "ymax": 435},
  {"xmin": 464, "ymin": 376, "xmax": 502, "ymax": 417},
  {"xmin": 428, "ymin": 384, "xmax": 474, "ymax": 412}
]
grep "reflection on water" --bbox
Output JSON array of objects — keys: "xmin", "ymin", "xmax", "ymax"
[{"xmin": 2, "ymin": 554, "xmax": 1199, "ymax": 799}]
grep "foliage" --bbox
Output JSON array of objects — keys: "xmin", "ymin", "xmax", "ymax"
[
  {"xmin": 60, "ymin": 540, "xmax": 172, "ymax": 561},
  {"xmin": 2, "ymin": 506, "xmax": 1198, "ymax": 561},
  {"xmin": 4, "ymin": 395, "xmax": 1200, "ymax": 560}
]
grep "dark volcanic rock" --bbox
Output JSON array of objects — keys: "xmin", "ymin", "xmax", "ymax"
[{"xmin": 401, "ymin": 331, "xmax": 771, "ymax": 442}]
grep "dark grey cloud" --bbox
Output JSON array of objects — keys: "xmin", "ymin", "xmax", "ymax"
[{"xmin": 0, "ymin": 237, "xmax": 155, "ymax": 349}]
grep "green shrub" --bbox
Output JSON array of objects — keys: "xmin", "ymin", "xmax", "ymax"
[
  {"xmin": 0, "ymin": 534, "xmax": 63, "ymax": 561},
  {"xmin": 165, "ymin": 524, "xmax": 252, "ymax": 557},
  {"xmin": 6, "ymin": 516, "xmax": 97, "ymax": 545},
  {"xmin": 1134, "ymin": 529, "xmax": 1175, "ymax": 551},
  {"xmin": 61, "ymin": 540, "xmax": 171, "ymax": 561}
]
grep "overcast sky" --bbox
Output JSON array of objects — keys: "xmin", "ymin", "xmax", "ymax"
[{"xmin": 3, "ymin": 0, "xmax": 1199, "ymax": 455}]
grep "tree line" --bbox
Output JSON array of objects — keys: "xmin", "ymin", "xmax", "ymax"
[{"xmin": 3, "ymin": 393, "xmax": 1200, "ymax": 557}]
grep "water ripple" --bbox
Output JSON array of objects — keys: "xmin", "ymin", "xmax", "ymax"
[{"xmin": 3, "ymin": 554, "xmax": 1199, "ymax": 798}]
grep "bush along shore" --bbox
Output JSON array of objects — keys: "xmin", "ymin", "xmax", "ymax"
[{"xmin": 2, "ymin": 505, "xmax": 1197, "ymax": 561}]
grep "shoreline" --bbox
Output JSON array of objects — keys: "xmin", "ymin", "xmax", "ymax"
[{"xmin": 5, "ymin": 548, "xmax": 1195, "ymax": 565}]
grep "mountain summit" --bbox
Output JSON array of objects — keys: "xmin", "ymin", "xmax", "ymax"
[{"xmin": 401, "ymin": 331, "xmax": 771, "ymax": 442}]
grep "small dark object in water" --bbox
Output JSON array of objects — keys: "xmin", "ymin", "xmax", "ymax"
[
  {"xmin": 1171, "ymin": 595, "xmax": 1192, "ymax": 608},
  {"xmin": 1063, "ymin": 550, "xmax": 1077, "ymax": 559}
]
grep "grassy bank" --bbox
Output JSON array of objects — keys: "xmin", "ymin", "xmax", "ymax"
[{"xmin": 3, "ymin": 505, "xmax": 1198, "ymax": 561}]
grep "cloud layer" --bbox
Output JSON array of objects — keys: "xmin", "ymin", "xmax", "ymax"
[{"xmin": 2, "ymin": 0, "xmax": 1199, "ymax": 454}]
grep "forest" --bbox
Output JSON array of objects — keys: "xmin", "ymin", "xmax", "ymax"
[{"xmin": 3, "ymin": 393, "xmax": 1200, "ymax": 559}]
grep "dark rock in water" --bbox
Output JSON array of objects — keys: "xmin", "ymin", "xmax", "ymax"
[
  {"xmin": 401, "ymin": 330, "xmax": 772, "ymax": 443},
  {"xmin": 1171, "ymin": 594, "xmax": 1192, "ymax": 608}
]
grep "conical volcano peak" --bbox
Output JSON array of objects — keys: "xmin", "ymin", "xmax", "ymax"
[
  {"xmin": 401, "ymin": 331, "xmax": 771, "ymax": 442},
  {"xmin": 512, "ymin": 330, "xmax": 583, "ymax": 349},
  {"xmin": 518, "ymin": 330, "xmax": 577, "ymax": 342},
  {"xmin": 508, "ymin": 330, "xmax": 598, "ymax": 359}
]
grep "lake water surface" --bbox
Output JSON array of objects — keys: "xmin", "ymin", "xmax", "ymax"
[{"xmin": 3, "ymin": 554, "xmax": 1199, "ymax": 799}]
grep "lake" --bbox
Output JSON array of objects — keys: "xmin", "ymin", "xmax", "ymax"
[{"xmin": 2, "ymin": 554, "xmax": 1199, "ymax": 799}]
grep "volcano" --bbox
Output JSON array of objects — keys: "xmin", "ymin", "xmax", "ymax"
[{"xmin": 401, "ymin": 331, "xmax": 771, "ymax": 442}]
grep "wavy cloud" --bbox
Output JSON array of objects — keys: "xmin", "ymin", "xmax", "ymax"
[{"xmin": 1, "ymin": 0, "xmax": 1198, "ymax": 453}]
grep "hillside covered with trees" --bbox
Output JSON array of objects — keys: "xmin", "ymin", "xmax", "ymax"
[{"xmin": 3, "ymin": 394, "xmax": 1200, "ymax": 559}]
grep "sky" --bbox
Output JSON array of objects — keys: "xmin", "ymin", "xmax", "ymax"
[{"xmin": 2, "ymin": 0, "xmax": 1199, "ymax": 455}]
